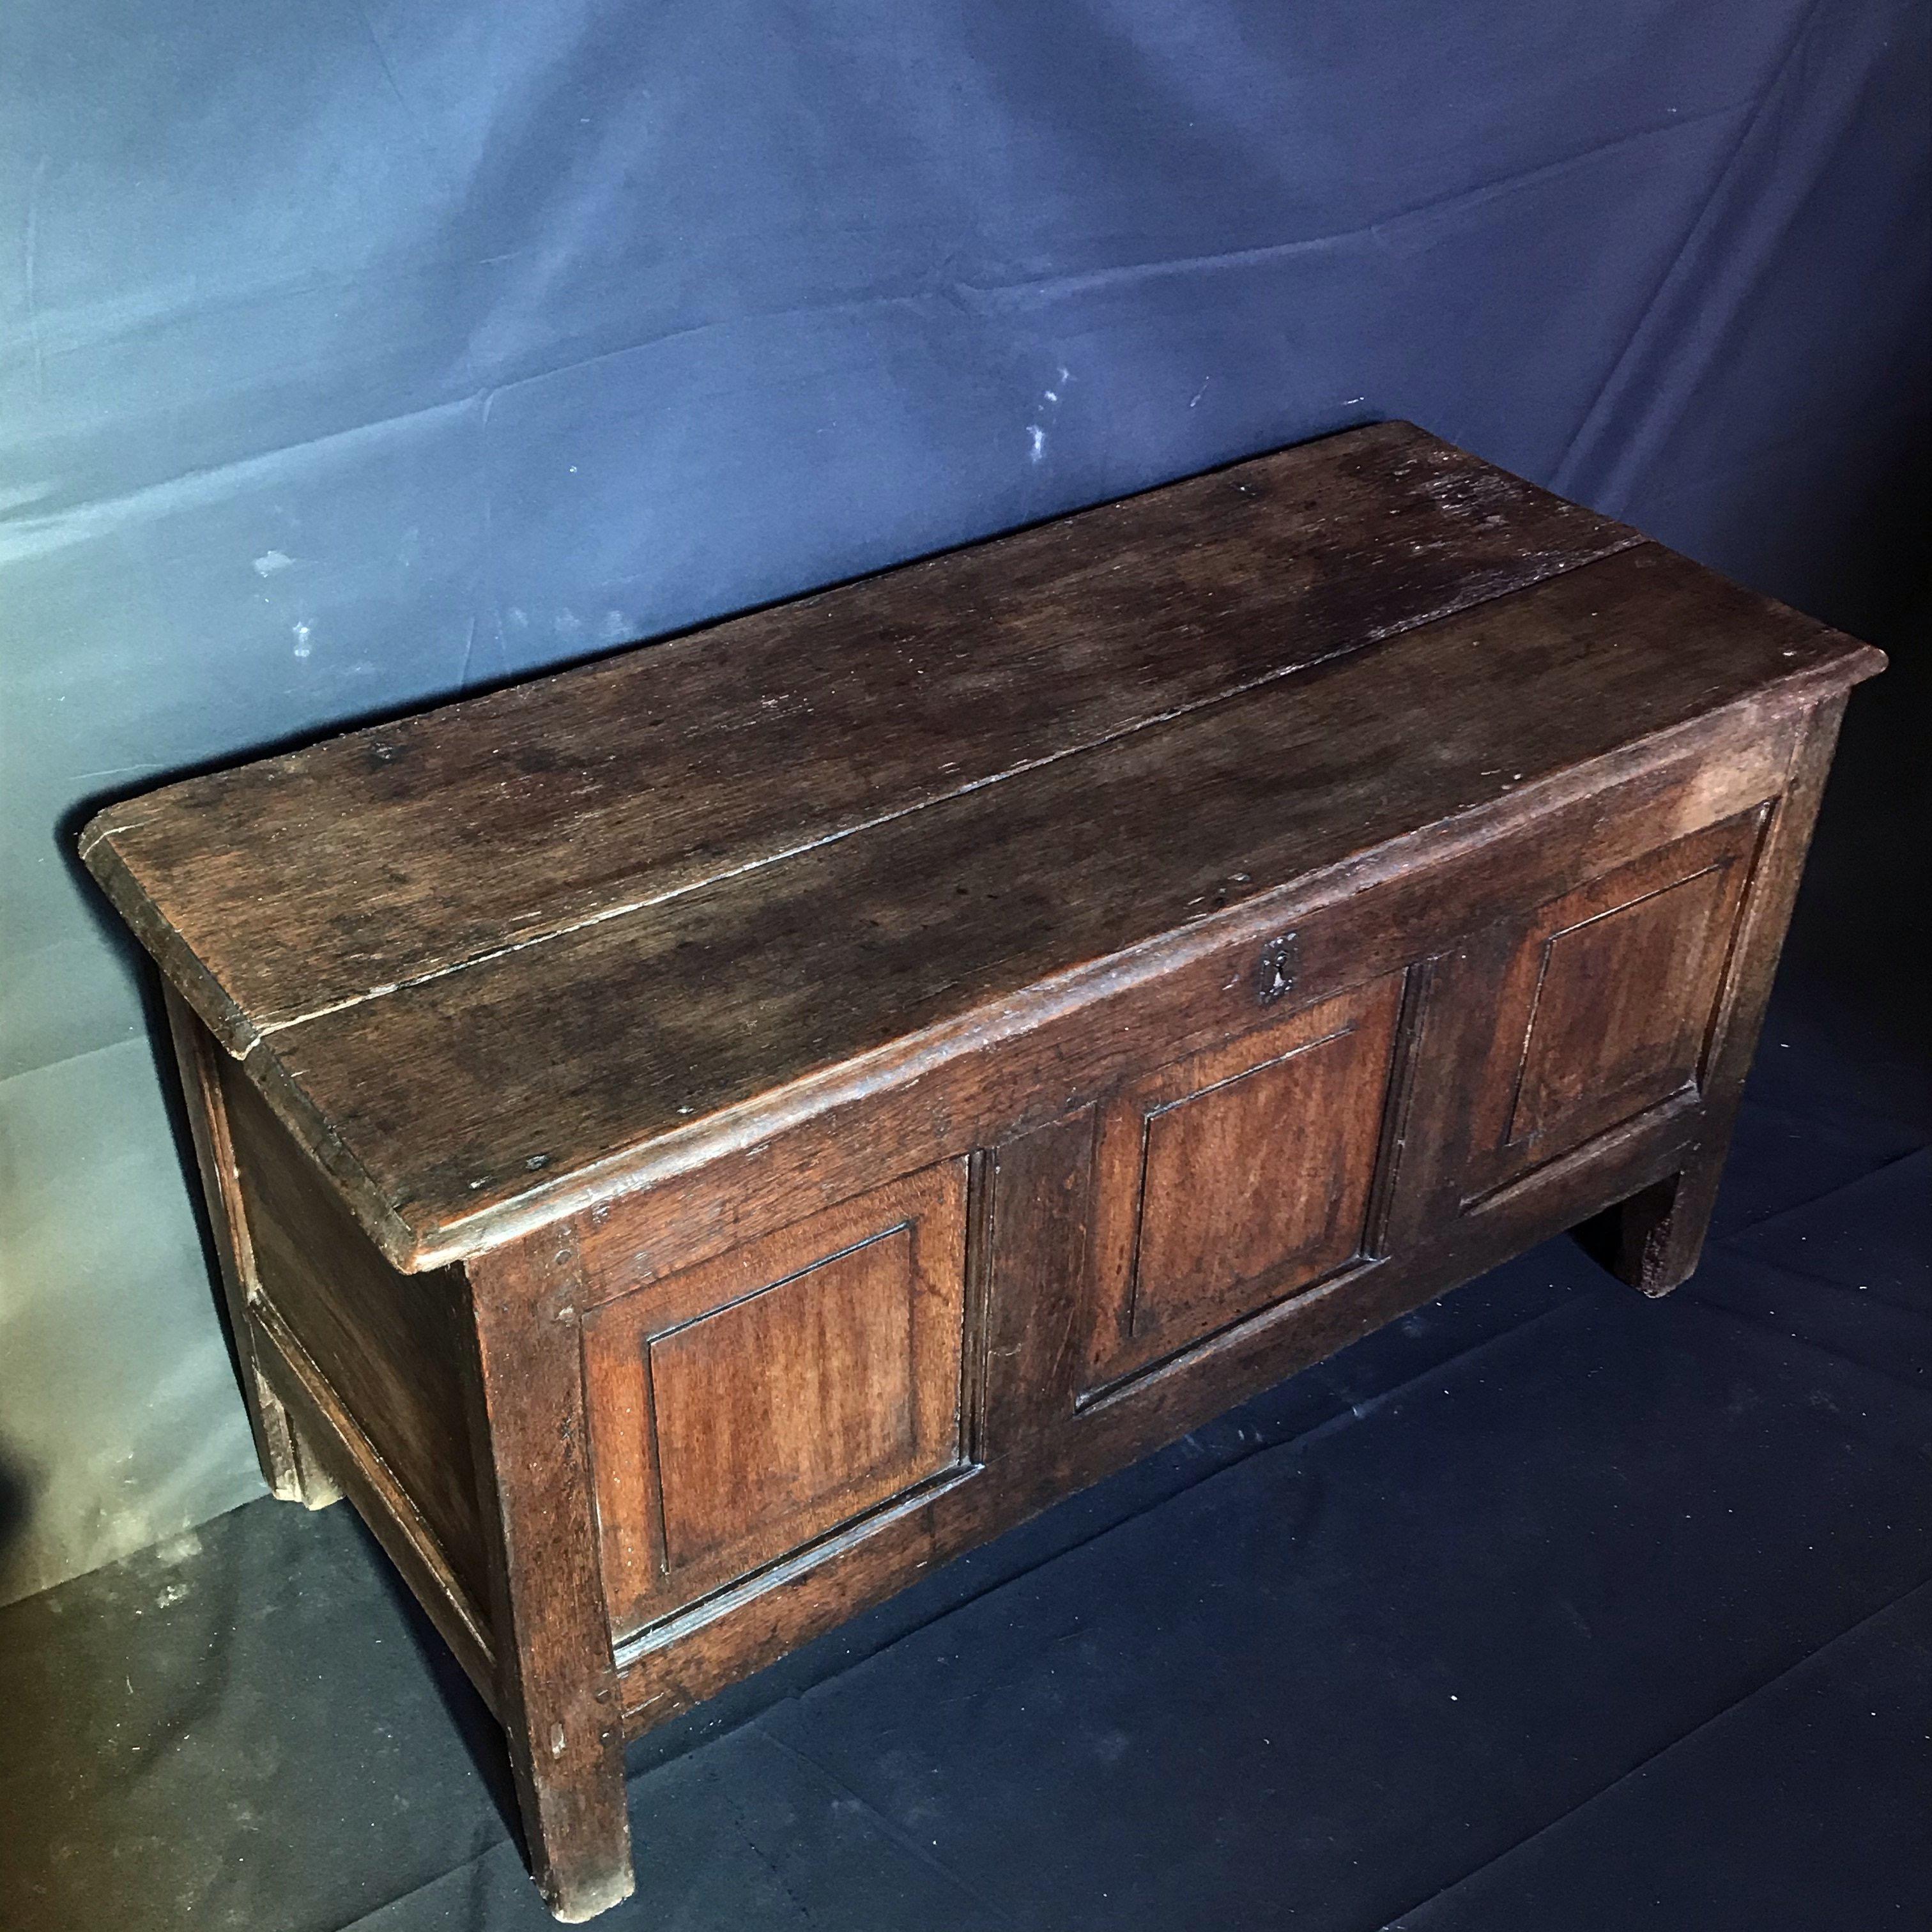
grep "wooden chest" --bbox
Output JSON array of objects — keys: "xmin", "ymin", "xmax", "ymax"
[{"xmin": 82, "ymin": 422, "xmax": 1882, "ymax": 1919}]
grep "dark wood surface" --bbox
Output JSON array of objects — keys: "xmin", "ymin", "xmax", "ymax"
[
  {"xmin": 82, "ymin": 420, "xmax": 1635, "ymax": 1053},
  {"xmin": 581, "ymin": 1162, "xmax": 970, "ymax": 1637},
  {"xmin": 1085, "ymin": 974, "xmax": 1404, "ymax": 1389},
  {"xmin": 264, "ymin": 544, "xmax": 1871, "ymax": 1266},
  {"xmin": 1453, "ymin": 811, "xmax": 1762, "ymax": 1200},
  {"xmin": 93, "ymin": 425, "xmax": 1885, "ymax": 1922},
  {"xmin": 972, "ymin": 1108, "xmax": 1098, "ymax": 1457},
  {"xmin": 1582, "ymin": 693, "xmax": 1854, "ymax": 1294},
  {"xmin": 92, "ymin": 498, "xmax": 1878, "ymax": 1272},
  {"xmin": 217, "ymin": 1055, "xmax": 488, "ymax": 1607},
  {"xmin": 160, "ymin": 985, "xmax": 313, "ymax": 1506},
  {"xmin": 461, "ymin": 1227, "xmax": 635, "ymax": 1922}
]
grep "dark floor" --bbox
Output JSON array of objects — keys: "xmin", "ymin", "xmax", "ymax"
[{"xmin": 3, "ymin": 675, "xmax": 1927, "ymax": 1931}]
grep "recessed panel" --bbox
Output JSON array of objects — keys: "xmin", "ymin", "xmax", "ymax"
[
  {"xmin": 1459, "ymin": 811, "xmax": 1763, "ymax": 1197},
  {"xmin": 650, "ymin": 1229, "xmax": 921, "ymax": 1572},
  {"xmin": 1085, "ymin": 974, "xmax": 1404, "ymax": 1390},
  {"xmin": 1135, "ymin": 1038, "xmax": 1374, "ymax": 1333},
  {"xmin": 1510, "ymin": 866, "xmax": 1731, "ymax": 1146},
  {"xmin": 583, "ymin": 1163, "xmax": 967, "ymax": 1636}
]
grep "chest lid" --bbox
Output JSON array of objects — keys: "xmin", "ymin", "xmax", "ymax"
[{"xmin": 80, "ymin": 420, "xmax": 1880, "ymax": 1269}]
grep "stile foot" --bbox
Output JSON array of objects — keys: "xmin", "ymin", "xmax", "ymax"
[{"xmin": 1579, "ymin": 1162, "xmax": 1722, "ymax": 1297}]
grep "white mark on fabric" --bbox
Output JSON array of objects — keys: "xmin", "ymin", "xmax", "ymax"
[{"xmin": 253, "ymin": 550, "xmax": 295, "ymax": 577}]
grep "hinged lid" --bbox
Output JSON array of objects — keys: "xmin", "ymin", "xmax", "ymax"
[{"xmin": 81, "ymin": 422, "xmax": 1881, "ymax": 1269}]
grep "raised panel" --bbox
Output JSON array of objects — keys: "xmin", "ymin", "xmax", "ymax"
[
  {"xmin": 651, "ymin": 1228, "xmax": 919, "ymax": 1572},
  {"xmin": 215, "ymin": 1055, "xmax": 489, "ymax": 1611},
  {"xmin": 1510, "ymin": 866, "xmax": 1729, "ymax": 1143},
  {"xmin": 583, "ymin": 1163, "xmax": 968, "ymax": 1637},
  {"xmin": 1460, "ymin": 811, "xmax": 1765, "ymax": 1197},
  {"xmin": 1084, "ymin": 973, "xmax": 1405, "ymax": 1391}
]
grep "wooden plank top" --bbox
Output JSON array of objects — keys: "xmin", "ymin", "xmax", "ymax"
[{"xmin": 82, "ymin": 422, "xmax": 1881, "ymax": 1269}]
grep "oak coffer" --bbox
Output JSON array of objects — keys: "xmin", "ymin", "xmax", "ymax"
[{"xmin": 80, "ymin": 421, "xmax": 1883, "ymax": 1919}]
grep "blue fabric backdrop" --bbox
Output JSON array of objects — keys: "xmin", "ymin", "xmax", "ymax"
[{"xmin": 1, "ymin": 0, "xmax": 1925, "ymax": 1599}]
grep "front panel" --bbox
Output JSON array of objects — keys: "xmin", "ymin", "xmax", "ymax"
[
  {"xmin": 591, "ymin": 749, "xmax": 1801, "ymax": 1722},
  {"xmin": 582, "ymin": 1162, "xmax": 970, "ymax": 1639},
  {"xmin": 1082, "ymin": 973, "xmax": 1406, "ymax": 1392},
  {"xmin": 1454, "ymin": 811, "xmax": 1765, "ymax": 1202}
]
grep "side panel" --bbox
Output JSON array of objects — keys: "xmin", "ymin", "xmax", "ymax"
[
  {"xmin": 160, "ymin": 985, "xmax": 309, "ymax": 1504},
  {"xmin": 216, "ymin": 1057, "xmax": 489, "ymax": 1616}
]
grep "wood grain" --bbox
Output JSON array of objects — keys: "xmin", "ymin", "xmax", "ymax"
[
  {"xmin": 1455, "ymin": 811, "xmax": 1764, "ymax": 1199},
  {"xmin": 1085, "ymin": 974, "xmax": 1404, "ymax": 1389},
  {"xmin": 239, "ymin": 542, "xmax": 1878, "ymax": 1268},
  {"xmin": 1584, "ymin": 694, "xmax": 1853, "ymax": 1292},
  {"xmin": 608, "ymin": 1035, "xmax": 1714, "ymax": 1740},
  {"xmin": 581, "ymin": 1163, "xmax": 969, "ymax": 1636},
  {"xmin": 160, "ymin": 986, "xmax": 312, "ymax": 1503},
  {"xmin": 217, "ymin": 1055, "xmax": 487, "ymax": 1604},
  {"xmin": 81, "ymin": 421, "xmax": 1637, "ymax": 1050},
  {"xmin": 564, "ymin": 721, "xmax": 1803, "ymax": 1310},
  {"xmin": 81, "ymin": 425, "xmax": 1885, "ymax": 1923},
  {"xmin": 249, "ymin": 1299, "xmax": 497, "ymax": 1706},
  {"xmin": 459, "ymin": 1227, "xmax": 634, "ymax": 1922},
  {"xmin": 974, "ymin": 1108, "xmax": 1098, "ymax": 1455}
]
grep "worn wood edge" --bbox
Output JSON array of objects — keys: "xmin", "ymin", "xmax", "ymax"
[
  {"xmin": 158, "ymin": 983, "xmax": 308, "ymax": 1498},
  {"xmin": 249, "ymin": 1298, "xmax": 500, "ymax": 1710},
  {"xmin": 80, "ymin": 834, "xmax": 420, "ymax": 1263},
  {"xmin": 1460, "ymin": 1087, "xmax": 1705, "ymax": 1217},
  {"xmin": 81, "ymin": 818, "xmax": 265, "ymax": 1059},
  {"xmin": 1075, "ymin": 1252, "xmax": 1386, "ymax": 1417},
  {"xmin": 611, "ymin": 1464, "xmax": 983, "ymax": 1682},
  {"xmin": 236, "ymin": 1031, "xmax": 431, "ymax": 1271},
  {"xmin": 378, "ymin": 649, "xmax": 1876, "ymax": 1273}
]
